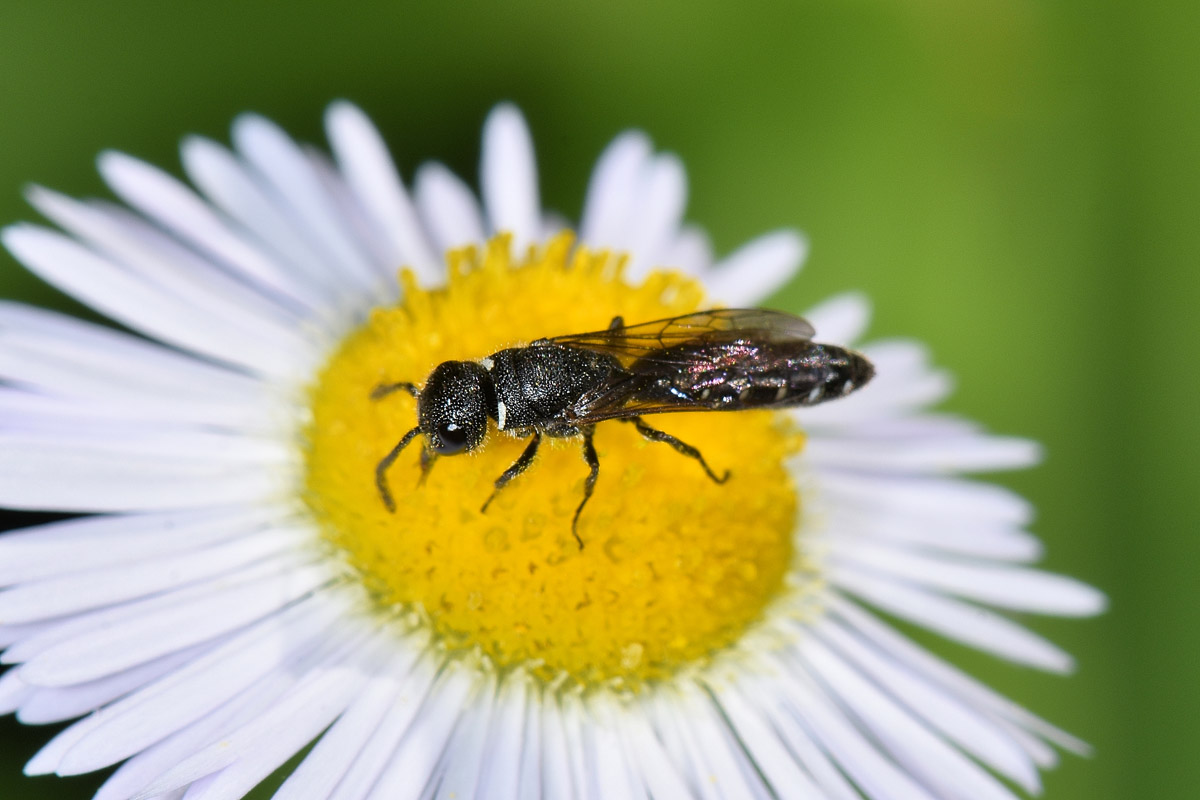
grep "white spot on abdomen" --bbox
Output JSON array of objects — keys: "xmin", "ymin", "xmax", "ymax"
[
  {"xmin": 481, "ymin": 357, "xmax": 495, "ymax": 370},
  {"xmin": 807, "ymin": 386, "xmax": 822, "ymax": 403},
  {"xmin": 497, "ymin": 401, "xmax": 507, "ymax": 430},
  {"xmin": 775, "ymin": 385, "xmax": 788, "ymax": 401}
]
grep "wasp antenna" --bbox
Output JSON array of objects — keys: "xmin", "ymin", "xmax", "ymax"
[
  {"xmin": 375, "ymin": 426, "xmax": 422, "ymax": 512},
  {"xmin": 371, "ymin": 381, "xmax": 420, "ymax": 401},
  {"xmin": 417, "ymin": 447, "xmax": 437, "ymax": 487}
]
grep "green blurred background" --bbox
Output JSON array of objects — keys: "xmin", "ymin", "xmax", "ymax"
[{"xmin": 0, "ymin": 1, "xmax": 1194, "ymax": 797}]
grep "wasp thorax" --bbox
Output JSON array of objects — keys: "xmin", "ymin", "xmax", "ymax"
[{"xmin": 419, "ymin": 361, "xmax": 493, "ymax": 454}]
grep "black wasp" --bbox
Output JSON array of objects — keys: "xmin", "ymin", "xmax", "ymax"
[{"xmin": 372, "ymin": 308, "xmax": 874, "ymax": 548}]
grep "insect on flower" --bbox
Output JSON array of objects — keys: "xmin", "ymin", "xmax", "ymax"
[{"xmin": 373, "ymin": 308, "xmax": 875, "ymax": 546}]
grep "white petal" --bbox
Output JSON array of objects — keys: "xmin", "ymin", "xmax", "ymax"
[
  {"xmin": 707, "ymin": 681, "xmax": 823, "ymax": 797},
  {"xmin": 611, "ymin": 699, "xmax": 693, "ymax": 800},
  {"xmin": 816, "ymin": 471, "xmax": 1034, "ymax": 527},
  {"xmin": 0, "ymin": 437, "xmax": 286, "ymax": 513},
  {"xmin": 135, "ymin": 628, "xmax": 385, "ymax": 800},
  {"xmin": 474, "ymin": 674, "xmax": 528, "ymax": 800},
  {"xmin": 830, "ymin": 540, "xmax": 1106, "ymax": 616},
  {"xmin": 795, "ymin": 638, "xmax": 1024, "ymax": 800},
  {"xmin": 802, "ymin": 292, "xmax": 871, "ymax": 345},
  {"xmin": 97, "ymin": 619, "xmax": 363, "ymax": 800},
  {"xmin": 515, "ymin": 685, "xmax": 542, "ymax": 800},
  {"xmin": 830, "ymin": 571, "xmax": 1075, "ymax": 672},
  {"xmin": 432, "ymin": 674, "xmax": 497, "ymax": 800},
  {"xmin": 644, "ymin": 694, "xmax": 713, "ymax": 800},
  {"xmin": 538, "ymin": 690, "xmax": 575, "ymax": 800},
  {"xmin": 304, "ymin": 147, "xmax": 400, "ymax": 281},
  {"xmin": 17, "ymin": 644, "xmax": 204, "ymax": 725},
  {"xmin": 365, "ymin": 661, "xmax": 478, "ymax": 800},
  {"xmin": 0, "ymin": 387, "xmax": 277, "ymax": 435},
  {"xmin": 480, "ymin": 104, "xmax": 540, "ymax": 254},
  {"xmin": 21, "ymin": 556, "xmax": 332, "ymax": 687},
  {"xmin": 0, "ymin": 528, "xmax": 303, "ymax": 624},
  {"xmin": 4, "ymin": 571, "xmax": 254, "ymax": 667},
  {"xmin": 815, "ymin": 618, "xmax": 1041, "ymax": 792},
  {"xmin": 624, "ymin": 154, "xmax": 687, "ymax": 279},
  {"xmin": 829, "ymin": 596, "xmax": 1091, "ymax": 756},
  {"xmin": 25, "ymin": 705, "xmax": 105, "ymax": 776},
  {"xmin": 996, "ymin": 718, "xmax": 1061, "ymax": 767},
  {"xmin": 51, "ymin": 588, "xmax": 356, "ymax": 777},
  {"xmin": 413, "ymin": 162, "xmax": 486, "ymax": 257},
  {"xmin": 772, "ymin": 669, "xmax": 938, "ymax": 800},
  {"xmin": 273, "ymin": 643, "xmax": 422, "ymax": 800},
  {"xmin": 94, "ymin": 151, "xmax": 325, "ymax": 313},
  {"xmin": 325, "ymin": 101, "xmax": 440, "ymax": 283},
  {"xmin": 744, "ymin": 687, "xmax": 862, "ymax": 800},
  {"xmin": 0, "ymin": 302, "xmax": 262, "ymax": 402},
  {"xmin": 0, "ymin": 668, "xmax": 35, "ymax": 714},
  {"xmin": 29, "ymin": 189, "xmax": 306, "ymax": 334},
  {"xmin": 558, "ymin": 693, "xmax": 594, "ymax": 800},
  {"xmin": 661, "ymin": 225, "xmax": 713, "ymax": 275},
  {"xmin": 660, "ymin": 686, "xmax": 762, "ymax": 799},
  {"xmin": 584, "ymin": 697, "xmax": 643, "ymax": 800},
  {"xmin": 180, "ymin": 135, "xmax": 343, "ymax": 306},
  {"xmin": 327, "ymin": 653, "xmax": 440, "ymax": 800},
  {"xmin": 0, "ymin": 505, "xmax": 291, "ymax": 587},
  {"xmin": 579, "ymin": 131, "xmax": 653, "ymax": 248},
  {"xmin": 0, "ymin": 620, "xmax": 49, "ymax": 649},
  {"xmin": 0, "ymin": 427, "xmax": 291, "ymax": 468},
  {"xmin": 2, "ymin": 225, "xmax": 303, "ymax": 378},
  {"xmin": 818, "ymin": 413, "xmax": 980, "ymax": 440},
  {"xmin": 704, "ymin": 230, "xmax": 807, "ymax": 305},
  {"xmin": 823, "ymin": 503, "xmax": 1043, "ymax": 563},
  {"xmin": 805, "ymin": 432, "xmax": 1041, "ymax": 474},
  {"xmin": 231, "ymin": 114, "xmax": 380, "ymax": 293}
]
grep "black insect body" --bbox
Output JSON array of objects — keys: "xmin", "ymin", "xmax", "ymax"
[{"xmin": 373, "ymin": 309, "xmax": 875, "ymax": 548}]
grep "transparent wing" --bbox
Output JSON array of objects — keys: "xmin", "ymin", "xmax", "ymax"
[
  {"xmin": 545, "ymin": 308, "xmax": 815, "ymax": 367},
  {"xmin": 549, "ymin": 309, "xmax": 820, "ymax": 424}
]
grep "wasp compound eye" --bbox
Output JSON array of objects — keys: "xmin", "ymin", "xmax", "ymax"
[{"xmin": 434, "ymin": 422, "xmax": 470, "ymax": 454}]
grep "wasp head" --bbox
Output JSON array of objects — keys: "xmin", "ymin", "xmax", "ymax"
[{"xmin": 418, "ymin": 361, "xmax": 493, "ymax": 454}]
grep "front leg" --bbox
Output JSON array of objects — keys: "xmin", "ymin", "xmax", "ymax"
[
  {"xmin": 376, "ymin": 426, "xmax": 423, "ymax": 513},
  {"xmin": 481, "ymin": 432, "xmax": 542, "ymax": 513}
]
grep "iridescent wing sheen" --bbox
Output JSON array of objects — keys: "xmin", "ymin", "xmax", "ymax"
[
  {"xmin": 544, "ymin": 308, "xmax": 815, "ymax": 367},
  {"xmin": 547, "ymin": 309, "xmax": 821, "ymax": 424}
]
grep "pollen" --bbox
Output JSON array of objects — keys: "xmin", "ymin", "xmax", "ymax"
[{"xmin": 303, "ymin": 234, "xmax": 802, "ymax": 687}]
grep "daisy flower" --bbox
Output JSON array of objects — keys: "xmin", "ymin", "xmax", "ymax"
[{"xmin": 0, "ymin": 102, "xmax": 1104, "ymax": 800}]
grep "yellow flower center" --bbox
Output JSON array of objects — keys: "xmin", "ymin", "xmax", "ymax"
[{"xmin": 303, "ymin": 234, "xmax": 801, "ymax": 687}]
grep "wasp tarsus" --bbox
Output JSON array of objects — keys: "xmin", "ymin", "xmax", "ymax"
[{"xmin": 373, "ymin": 308, "xmax": 875, "ymax": 548}]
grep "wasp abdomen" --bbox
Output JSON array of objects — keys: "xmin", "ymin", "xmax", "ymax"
[{"xmin": 635, "ymin": 341, "xmax": 872, "ymax": 410}]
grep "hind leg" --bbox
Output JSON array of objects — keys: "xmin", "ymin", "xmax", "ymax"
[{"xmin": 624, "ymin": 416, "xmax": 729, "ymax": 484}]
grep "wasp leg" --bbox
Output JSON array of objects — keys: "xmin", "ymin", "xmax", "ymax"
[
  {"xmin": 376, "ymin": 426, "xmax": 423, "ymax": 513},
  {"xmin": 370, "ymin": 381, "xmax": 419, "ymax": 401},
  {"xmin": 567, "ymin": 425, "xmax": 600, "ymax": 550},
  {"xmin": 481, "ymin": 432, "xmax": 543, "ymax": 514},
  {"xmin": 624, "ymin": 416, "xmax": 730, "ymax": 484}
]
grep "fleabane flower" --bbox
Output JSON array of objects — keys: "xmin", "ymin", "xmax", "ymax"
[{"xmin": 0, "ymin": 102, "xmax": 1103, "ymax": 800}]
